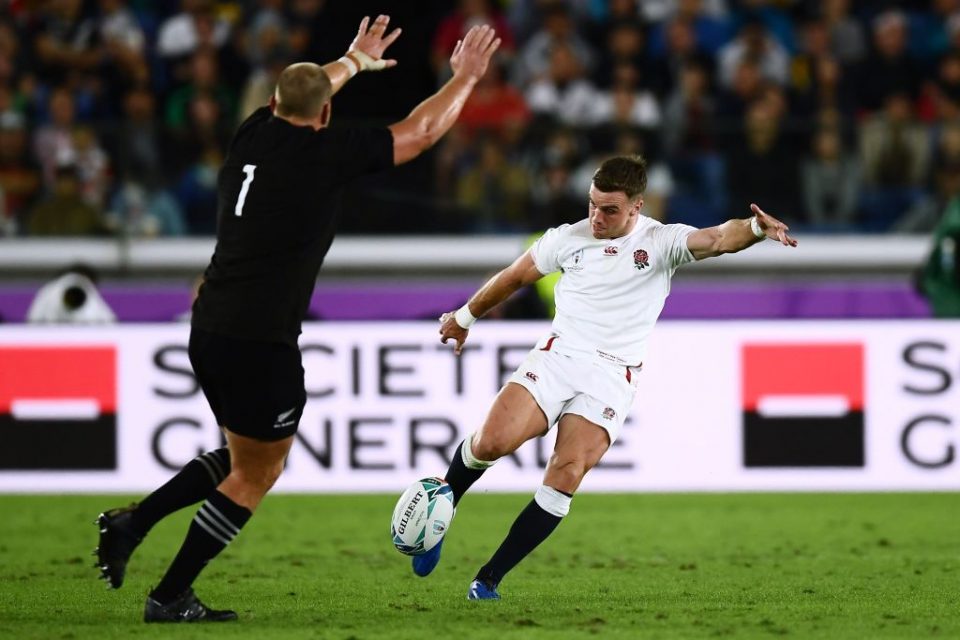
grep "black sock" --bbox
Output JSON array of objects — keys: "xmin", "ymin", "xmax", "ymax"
[
  {"xmin": 131, "ymin": 448, "xmax": 231, "ymax": 536},
  {"xmin": 150, "ymin": 490, "xmax": 251, "ymax": 604},
  {"xmin": 444, "ymin": 440, "xmax": 487, "ymax": 506},
  {"xmin": 476, "ymin": 497, "xmax": 566, "ymax": 587}
]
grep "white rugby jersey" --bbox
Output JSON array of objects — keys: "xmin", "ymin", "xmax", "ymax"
[{"xmin": 531, "ymin": 216, "xmax": 697, "ymax": 366}]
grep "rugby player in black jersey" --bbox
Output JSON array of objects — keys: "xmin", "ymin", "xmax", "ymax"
[{"xmin": 94, "ymin": 15, "xmax": 501, "ymax": 622}]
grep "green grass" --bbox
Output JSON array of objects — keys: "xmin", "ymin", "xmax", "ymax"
[{"xmin": 0, "ymin": 494, "xmax": 957, "ymax": 639}]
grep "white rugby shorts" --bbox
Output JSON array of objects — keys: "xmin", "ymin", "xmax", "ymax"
[{"xmin": 508, "ymin": 340, "xmax": 640, "ymax": 443}]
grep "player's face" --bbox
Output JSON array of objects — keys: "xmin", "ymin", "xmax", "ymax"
[{"xmin": 588, "ymin": 185, "xmax": 641, "ymax": 239}]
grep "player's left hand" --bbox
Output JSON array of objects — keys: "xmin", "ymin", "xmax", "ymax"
[
  {"xmin": 438, "ymin": 311, "xmax": 469, "ymax": 355},
  {"xmin": 751, "ymin": 203, "xmax": 798, "ymax": 247},
  {"xmin": 348, "ymin": 15, "xmax": 402, "ymax": 70}
]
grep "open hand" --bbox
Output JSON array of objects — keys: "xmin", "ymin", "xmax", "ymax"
[
  {"xmin": 439, "ymin": 311, "xmax": 469, "ymax": 355},
  {"xmin": 450, "ymin": 24, "xmax": 501, "ymax": 82},
  {"xmin": 751, "ymin": 203, "xmax": 798, "ymax": 247},
  {"xmin": 349, "ymin": 15, "xmax": 402, "ymax": 69}
]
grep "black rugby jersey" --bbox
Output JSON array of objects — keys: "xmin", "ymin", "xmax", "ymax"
[{"xmin": 192, "ymin": 107, "xmax": 394, "ymax": 344}]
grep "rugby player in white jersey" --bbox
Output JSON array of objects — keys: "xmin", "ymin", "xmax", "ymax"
[{"xmin": 413, "ymin": 155, "xmax": 797, "ymax": 599}]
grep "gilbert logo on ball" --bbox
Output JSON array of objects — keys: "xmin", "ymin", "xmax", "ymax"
[{"xmin": 391, "ymin": 477, "xmax": 455, "ymax": 556}]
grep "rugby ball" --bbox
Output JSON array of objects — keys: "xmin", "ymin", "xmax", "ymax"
[{"xmin": 390, "ymin": 477, "xmax": 455, "ymax": 556}]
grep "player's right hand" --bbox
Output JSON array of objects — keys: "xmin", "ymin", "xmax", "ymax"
[
  {"xmin": 450, "ymin": 24, "xmax": 501, "ymax": 82},
  {"xmin": 439, "ymin": 311, "xmax": 469, "ymax": 355},
  {"xmin": 349, "ymin": 14, "xmax": 402, "ymax": 70}
]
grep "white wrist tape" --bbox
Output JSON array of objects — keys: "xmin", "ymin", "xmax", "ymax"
[
  {"xmin": 454, "ymin": 304, "xmax": 476, "ymax": 329},
  {"xmin": 337, "ymin": 55, "xmax": 359, "ymax": 77},
  {"xmin": 348, "ymin": 49, "xmax": 388, "ymax": 72},
  {"xmin": 750, "ymin": 216, "xmax": 766, "ymax": 239}
]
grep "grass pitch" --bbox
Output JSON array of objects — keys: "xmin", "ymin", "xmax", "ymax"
[{"xmin": 0, "ymin": 493, "xmax": 956, "ymax": 639}]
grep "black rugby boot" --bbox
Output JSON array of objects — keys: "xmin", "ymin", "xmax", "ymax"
[
  {"xmin": 94, "ymin": 504, "xmax": 143, "ymax": 589},
  {"xmin": 144, "ymin": 588, "xmax": 237, "ymax": 623}
]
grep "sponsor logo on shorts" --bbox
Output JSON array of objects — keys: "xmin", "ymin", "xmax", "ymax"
[
  {"xmin": 602, "ymin": 407, "xmax": 616, "ymax": 420},
  {"xmin": 525, "ymin": 371, "xmax": 539, "ymax": 383},
  {"xmin": 633, "ymin": 249, "xmax": 650, "ymax": 270},
  {"xmin": 603, "ymin": 245, "xmax": 619, "ymax": 256}
]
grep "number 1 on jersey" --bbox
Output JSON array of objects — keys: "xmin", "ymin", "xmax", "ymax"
[{"xmin": 234, "ymin": 164, "xmax": 257, "ymax": 216}]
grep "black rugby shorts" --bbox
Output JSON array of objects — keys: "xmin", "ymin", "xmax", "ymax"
[{"xmin": 189, "ymin": 328, "xmax": 305, "ymax": 441}]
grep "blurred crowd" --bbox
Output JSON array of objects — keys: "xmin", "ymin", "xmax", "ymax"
[{"xmin": 3, "ymin": 0, "xmax": 960, "ymax": 237}]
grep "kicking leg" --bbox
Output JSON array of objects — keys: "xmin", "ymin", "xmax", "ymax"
[
  {"xmin": 445, "ymin": 382, "xmax": 548, "ymax": 505},
  {"xmin": 469, "ymin": 413, "xmax": 610, "ymax": 599},
  {"xmin": 96, "ymin": 447, "xmax": 231, "ymax": 589},
  {"xmin": 414, "ymin": 383, "xmax": 547, "ymax": 577},
  {"xmin": 144, "ymin": 429, "xmax": 292, "ymax": 623}
]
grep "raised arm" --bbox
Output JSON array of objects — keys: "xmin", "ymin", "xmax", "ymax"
[
  {"xmin": 439, "ymin": 250, "xmax": 543, "ymax": 354},
  {"xmin": 322, "ymin": 15, "xmax": 402, "ymax": 96},
  {"xmin": 389, "ymin": 25, "xmax": 501, "ymax": 165},
  {"xmin": 686, "ymin": 203, "xmax": 798, "ymax": 261}
]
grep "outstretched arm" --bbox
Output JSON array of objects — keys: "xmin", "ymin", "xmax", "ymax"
[
  {"xmin": 389, "ymin": 25, "xmax": 501, "ymax": 165},
  {"xmin": 322, "ymin": 15, "xmax": 402, "ymax": 96},
  {"xmin": 439, "ymin": 250, "xmax": 543, "ymax": 354},
  {"xmin": 687, "ymin": 203, "xmax": 798, "ymax": 260}
]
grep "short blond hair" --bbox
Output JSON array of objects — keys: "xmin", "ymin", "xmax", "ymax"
[{"xmin": 274, "ymin": 63, "xmax": 332, "ymax": 119}]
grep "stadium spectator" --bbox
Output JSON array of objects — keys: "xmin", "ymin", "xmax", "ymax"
[
  {"xmin": 529, "ymin": 153, "xmax": 581, "ymax": 230},
  {"xmin": 156, "ymin": 0, "xmax": 230, "ymax": 60},
  {"xmin": 859, "ymin": 92, "xmax": 931, "ymax": 230},
  {"xmin": 30, "ymin": 0, "xmax": 102, "ymax": 86},
  {"xmin": 0, "ymin": 19, "xmax": 28, "ymax": 92},
  {"xmin": 648, "ymin": 0, "xmax": 732, "ymax": 58},
  {"xmin": 648, "ymin": 16, "xmax": 714, "ymax": 97},
  {"xmin": 455, "ymin": 135, "xmax": 531, "ymax": 232},
  {"xmin": 171, "ymin": 93, "xmax": 227, "ymax": 234},
  {"xmin": 855, "ymin": 10, "xmax": 921, "ymax": 113},
  {"xmin": 165, "ymin": 47, "xmax": 235, "ymax": 131},
  {"xmin": 926, "ymin": 50, "xmax": 960, "ymax": 122},
  {"xmin": 506, "ymin": 0, "xmax": 597, "ymax": 44},
  {"xmin": 801, "ymin": 127, "xmax": 861, "ymax": 230},
  {"xmin": 717, "ymin": 58, "xmax": 764, "ymax": 121},
  {"xmin": 514, "ymin": 2, "xmax": 595, "ymax": 87},
  {"xmin": 26, "ymin": 164, "xmax": 108, "ymax": 236},
  {"xmin": 908, "ymin": 0, "xmax": 958, "ymax": 62},
  {"xmin": 107, "ymin": 175, "xmax": 186, "ymax": 237},
  {"xmin": 525, "ymin": 42, "xmax": 597, "ymax": 126},
  {"xmin": 588, "ymin": 63, "xmax": 661, "ymax": 129},
  {"xmin": 0, "ymin": 111, "xmax": 41, "ymax": 233},
  {"xmin": 71, "ymin": 125, "xmax": 110, "ymax": 207},
  {"xmin": 717, "ymin": 16, "xmax": 789, "ymax": 90},
  {"xmin": 106, "ymin": 86, "xmax": 164, "ymax": 184},
  {"xmin": 822, "ymin": 0, "xmax": 866, "ymax": 64},
  {"xmin": 726, "ymin": 100, "xmax": 799, "ymax": 224},
  {"xmin": 95, "ymin": 0, "xmax": 149, "ymax": 89},
  {"xmin": 640, "ymin": 0, "xmax": 729, "ymax": 24},
  {"xmin": 244, "ymin": 0, "xmax": 288, "ymax": 69},
  {"xmin": 32, "ymin": 87, "xmax": 88, "ymax": 188},
  {"xmin": 237, "ymin": 46, "xmax": 291, "ymax": 124},
  {"xmin": 662, "ymin": 60, "xmax": 726, "ymax": 225},
  {"xmin": 584, "ymin": 0, "xmax": 641, "ymax": 51},
  {"xmin": 26, "ymin": 265, "xmax": 116, "ymax": 324},
  {"xmin": 896, "ymin": 122, "xmax": 960, "ymax": 232},
  {"xmin": 433, "ymin": 0, "xmax": 516, "ymax": 81},
  {"xmin": 457, "ymin": 61, "xmax": 531, "ymax": 137},
  {"xmin": 593, "ymin": 19, "xmax": 647, "ymax": 90}
]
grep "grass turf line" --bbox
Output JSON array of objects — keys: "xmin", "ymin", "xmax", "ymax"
[{"xmin": 0, "ymin": 493, "xmax": 956, "ymax": 639}]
